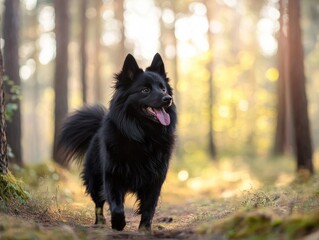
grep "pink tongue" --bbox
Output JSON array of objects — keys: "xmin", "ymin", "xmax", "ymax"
[{"xmin": 154, "ymin": 108, "xmax": 170, "ymax": 126}]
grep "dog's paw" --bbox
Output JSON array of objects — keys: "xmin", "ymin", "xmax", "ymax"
[{"xmin": 111, "ymin": 212, "xmax": 126, "ymax": 231}]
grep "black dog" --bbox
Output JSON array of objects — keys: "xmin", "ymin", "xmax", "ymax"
[{"xmin": 57, "ymin": 53, "xmax": 177, "ymax": 231}]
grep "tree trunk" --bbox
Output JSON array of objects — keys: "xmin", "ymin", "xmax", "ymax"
[
  {"xmin": 0, "ymin": 49, "xmax": 8, "ymax": 174},
  {"xmin": 114, "ymin": 0, "xmax": 126, "ymax": 65},
  {"xmin": 80, "ymin": 0, "xmax": 88, "ymax": 104},
  {"xmin": 53, "ymin": 0, "xmax": 70, "ymax": 167},
  {"xmin": 3, "ymin": 0, "xmax": 23, "ymax": 166},
  {"xmin": 171, "ymin": 0, "xmax": 180, "ymax": 108},
  {"xmin": 205, "ymin": 0, "xmax": 217, "ymax": 160},
  {"xmin": 94, "ymin": 0, "xmax": 102, "ymax": 103},
  {"xmin": 287, "ymin": 0, "xmax": 314, "ymax": 174},
  {"xmin": 274, "ymin": 0, "xmax": 294, "ymax": 155}
]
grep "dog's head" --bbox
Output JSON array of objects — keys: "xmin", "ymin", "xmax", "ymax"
[{"xmin": 113, "ymin": 53, "xmax": 175, "ymax": 127}]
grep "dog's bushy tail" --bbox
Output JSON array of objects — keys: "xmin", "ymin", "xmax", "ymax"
[{"xmin": 57, "ymin": 104, "xmax": 107, "ymax": 164}]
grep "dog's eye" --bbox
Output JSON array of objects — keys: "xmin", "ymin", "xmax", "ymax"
[
  {"xmin": 141, "ymin": 87, "xmax": 151, "ymax": 94},
  {"xmin": 162, "ymin": 88, "xmax": 167, "ymax": 93}
]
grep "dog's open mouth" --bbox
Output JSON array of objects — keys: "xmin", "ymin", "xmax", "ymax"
[{"xmin": 144, "ymin": 107, "xmax": 170, "ymax": 126}]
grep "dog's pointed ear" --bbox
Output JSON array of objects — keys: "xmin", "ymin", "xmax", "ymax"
[
  {"xmin": 146, "ymin": 53, "xmax": 166, "ymax": 77},
  {"xmin": 122, "ymin": 54, "xmax": 141, "ymax": 81},
  {"xmin": 115, "ymin": 54, "xmax": 142, "ymax": 86}
]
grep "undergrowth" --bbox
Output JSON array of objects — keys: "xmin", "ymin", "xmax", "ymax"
[
  {"xmin": 0, "ymin": 171, "xmax": 30, "ymax": 205},
  {"xmin": 198, "ymin": 173, "xmax": 319, "ymax": 239},
  {"xmin": 1, "ymin": 157, "xmax": 319, "ymax": 239}
]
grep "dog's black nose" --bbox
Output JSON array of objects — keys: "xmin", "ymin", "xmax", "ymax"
[
  {"xmin": 162, "ymin": 95, "xmax": 172, "ymax": 104},
  {"xmin": 162, "ymin": 95, "xmax": 172, "ymax": 103}
]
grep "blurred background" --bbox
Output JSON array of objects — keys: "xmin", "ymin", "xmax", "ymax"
[{"xmin": 1, "ymin": 0, "xmax": 319, "ymax": 185}]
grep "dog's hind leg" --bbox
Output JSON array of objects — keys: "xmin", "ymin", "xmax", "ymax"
[
  {"xmin": 89, "ymin": 182, "xmax": 106, "ymax": 224},
  {"xmin": 94, "ymin": 200, "xmax": 106, "ymax": 224},
  {"xmin": 85, "ymin": 175, "xmax": 106, "ymax": 224},
  {"xmin": 82, "ymin": 136, "xmax": 107, "ymax": 225}
]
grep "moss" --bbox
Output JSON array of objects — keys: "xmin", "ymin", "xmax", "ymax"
[
  {"xmin": 198, "ymin": 210, "xmax": 319, "ymax": 239},
  {"xmin": 0, "ymin": 171, "xmax": 30, "ymax": 204},
  {"xmin": 214, "ymin": 211, "xmax": 274, "ymax": 239},
  {"xmin": 282, "ymin": 215, "xmax": 319, "ymax": 239}
]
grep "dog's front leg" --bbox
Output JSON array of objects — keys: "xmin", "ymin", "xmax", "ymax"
[
  {"xmin": 137, "ymin": 184, "xmax": 162, "ymax": 232},
  {"xmin": 107, "ymin": 187, "xmax": 126, "ymax": 231}
]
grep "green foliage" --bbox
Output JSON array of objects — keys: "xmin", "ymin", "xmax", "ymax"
[
  {"xmin": 5, "ymin": 103, "xmax": 18, "ymax": 122},
  {"xmin": 4, "ymin": 76, "xmax": 21, "ymax": 122},
  {"xmin": 2, "ymin": 76, "xmax": 22, "ymax": 159}
]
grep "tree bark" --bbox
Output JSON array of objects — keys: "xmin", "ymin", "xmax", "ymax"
[
  {"xmin": 287, "ymin": 0, "xmax": 314, "ymax": 173},
  {"xmin": 53, "ymin": 0, "xmax": 70, "ymax": 167},
  {"xmin": 0, "ymin": 49, "xmax": 8, "ymax": 174},
  {"xmin": 3, "ymin": 0, "xmax": 23, "ymax": 166}
]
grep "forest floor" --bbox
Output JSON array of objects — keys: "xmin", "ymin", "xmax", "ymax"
[{"xmin": 1, "ymin": 156, "xmax": 319, "ymax": 239}]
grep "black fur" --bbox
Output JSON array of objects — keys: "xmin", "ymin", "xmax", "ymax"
[{"xmin": 57, "ymin": 53, "xmax": 177, "ymax": 231}]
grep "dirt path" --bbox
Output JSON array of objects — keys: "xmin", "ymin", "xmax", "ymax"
[
  {"xmin": 54, "ymin": 198, "xmax": 212, "ymax": 239},
  {"xmin": 33, "ymin": 200, "xmax": 210, "ymax": 239},
  {"xmin": 1, "ymin": 198, "xmax": 206, "ymax": 239}
]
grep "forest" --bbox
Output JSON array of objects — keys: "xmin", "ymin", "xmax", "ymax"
[{"xmin": 1, "ymin": 0, "xmax": 319, "ymax": 239}]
